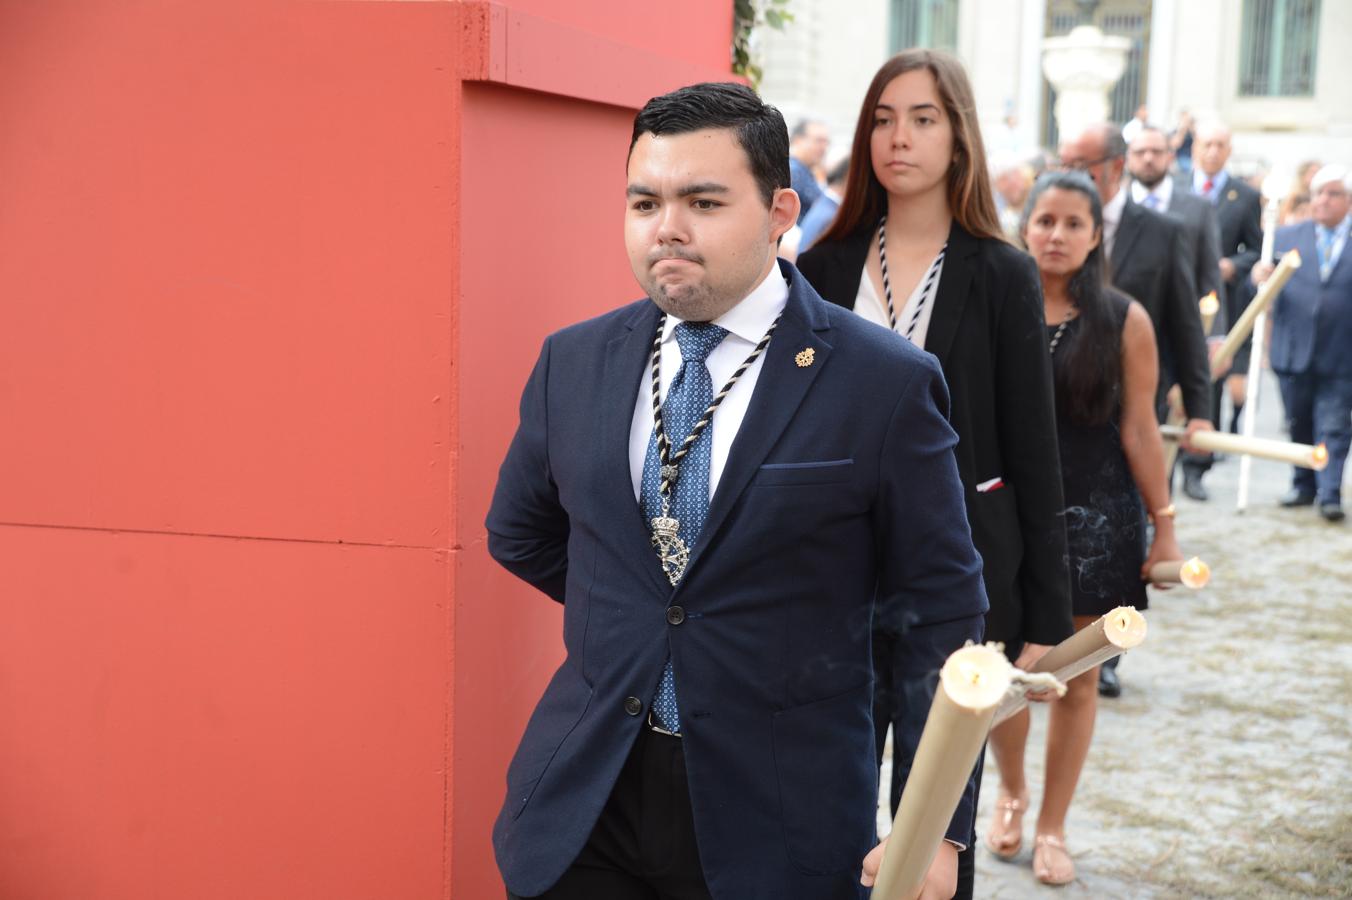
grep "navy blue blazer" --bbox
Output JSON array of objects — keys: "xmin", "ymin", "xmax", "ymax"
[
  {"xmin": 486, "ymin": 261, "xmax": 988, "ymax": 899},
  {"xmin": 1270, "ymin": 220, "xmax": 1352, "ymax": 377}
]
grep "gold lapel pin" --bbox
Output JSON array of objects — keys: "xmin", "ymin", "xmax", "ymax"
[
  {"xmin": 795, "ymin": 347, "xmax": 815, "ymax": 368},
  {"xmin": 1227, "ymin": 189, "xmax": 1238, "ymax": 201}
]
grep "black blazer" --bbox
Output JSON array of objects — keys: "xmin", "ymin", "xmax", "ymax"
[
  {"xmin": 1110, "ymin": 201, "xmax": 1209, "ymax": 419},
  {"xmin": 1162, "ymin": 190, "xmax": 1225, "ymax": 335},
  {"xmin": 1216, "ymin": 176, "xmax": 1264, "ymax": 323},
  {"xmin": 798, "ymin": 221, "xmax": 1072, "ymax": 648}
]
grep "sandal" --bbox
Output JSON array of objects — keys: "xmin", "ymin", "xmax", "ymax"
[
  {"xmin": 1033, "ymin": 833, "xmax": 1075, "ymax": 885},
  {"xmin": 984, "ymin": 793, "xmax": 1028, "ymax": 860}
]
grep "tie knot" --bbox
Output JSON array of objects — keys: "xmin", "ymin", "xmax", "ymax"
[
  {"xmin": 674, "ymin": 322, "xmax": 728, "ymax": 365},
  {"xmin": 1203, "ymin": 179, "xmax": 1214, "ymax": 193}
]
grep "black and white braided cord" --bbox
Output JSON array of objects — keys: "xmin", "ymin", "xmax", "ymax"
[
  {"xmin": 649, "ymin": 313, "xmax": 782, "ymax": 497},
  {"xmin": 877, "ymin": 215, "xmax": 947, "ymax": 340},
  {"xmin": 877, "ymin": 218, "xmax": 896, "ymax": 329}
]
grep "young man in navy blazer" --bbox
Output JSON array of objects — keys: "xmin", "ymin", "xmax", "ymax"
[{"xmin": 487, "ymin": 82, "xmax": 987, "ymax": 900}]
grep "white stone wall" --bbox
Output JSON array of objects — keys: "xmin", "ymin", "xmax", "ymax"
[{"xmin": 755, "ymin": 0, "xmax": 1352, "ymax": 172}]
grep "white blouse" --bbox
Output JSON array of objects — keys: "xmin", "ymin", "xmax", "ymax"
[{"xmin": 851, "ymin": 251, "xmax": 946, "ymax": 349}]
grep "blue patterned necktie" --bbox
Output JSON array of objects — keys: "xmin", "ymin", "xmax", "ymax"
[
  {"xmin": 640, "ymin": 321, "xmax": 728, "ymax": 733},
  {"xmin": 1143, "ymin": 192, "xmax": 1160, "ymax": 211},
  {"xmin": 1317, "ymin": 226, "xmax": 1336, "ymax": 281}
]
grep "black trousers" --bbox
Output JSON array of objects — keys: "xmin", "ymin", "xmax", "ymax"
[
  {"xmin": 508, "ymin": 726, "xmax": 712, "ymax": 900},
  {"xmin": 873, "ymin": 630, "xmax": 977, "ymax": 900}
]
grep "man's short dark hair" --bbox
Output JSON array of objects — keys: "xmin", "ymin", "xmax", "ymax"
[
  {"xmin": 630, "ymin": 82, "xmax": 790, "ymax": 207},
  {"xmin": 790, "ymin": 119, "xmax": 820, "ymax": 140}
]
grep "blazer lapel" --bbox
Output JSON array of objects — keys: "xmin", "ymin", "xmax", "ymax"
[
  {"xmin": 600, "ymin": 300, "xmax": 671, "ymax": 595},
  {"xmin": 1112, "ymin": 202, "xmax": 1146, "ymax": 275},
  {"xmin": 683, "ymin": 264, "xmax": 833, "ymax": 576},
  {"xmin": 923, "ymin": 220, "xmax": 978, "ymax": 365}
]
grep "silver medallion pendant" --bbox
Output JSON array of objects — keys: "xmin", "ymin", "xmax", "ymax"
[{"xmin": 649, "ymin": 512, "xmax": 689, "ymax": 585}]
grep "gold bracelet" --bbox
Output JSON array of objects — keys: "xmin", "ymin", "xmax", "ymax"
[{"xmin": 1149, "ymin": 504, "xmax": 1176, "ymax": 523}]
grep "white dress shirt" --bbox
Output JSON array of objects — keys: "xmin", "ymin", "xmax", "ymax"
[
  {"xmin": 629, "ymin": 266, "xmax": 789, "ymax": 501},
  {"xmin": 1101, "ymin": 185, "xmax": 1128, "ymax": 258},
  {"xmin": 851, "ymin": 252, "xmax": 945, "ymax": 349},
  {"xmin": 1130, "ymin": 175, "xmax": 1174, "ymax": 213}
]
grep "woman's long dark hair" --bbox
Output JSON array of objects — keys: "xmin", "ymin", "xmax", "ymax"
[
  {"xmin": 1021, "ymin": 171, "xmax": 1122, "ymax": 426},
  {"xmin": 818, "ymin": 50, "xmax": 1003, "ymax": 245}
]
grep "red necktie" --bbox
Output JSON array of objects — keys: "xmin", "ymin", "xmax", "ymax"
[{"xmin": 1203, "ymin": 178, "xmax": 1214, "ymax": 194}]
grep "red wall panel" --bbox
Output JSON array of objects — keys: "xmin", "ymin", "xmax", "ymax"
[
  {"xmin": 0, "ymin": 0, "xmax": 457, "ymax": 547},
  {"xmin": 452, "ymin": 82, "xmax": 641, "ymax": 898},
  {"xmin": 0, "ymin": 526, "xmax": 448, "ymax": 900},
  {"xmin": 0, "ymin": 1, "xmax": 733, "ymax": 896}
]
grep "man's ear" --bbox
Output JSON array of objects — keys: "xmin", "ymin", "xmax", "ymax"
[{"xmin": 769, "ymin": 188, "xmax": 801, "ymax": 242}]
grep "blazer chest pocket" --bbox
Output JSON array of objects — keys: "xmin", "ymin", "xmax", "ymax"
[{"xmin": 752, "ymin": 458, "xmax": 854, "ymax": 487}]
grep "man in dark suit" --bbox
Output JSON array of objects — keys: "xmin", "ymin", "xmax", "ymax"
[
  {"xmin": 1250, "ymin": 165, "xmax": 1352, "ymax": 522},
  {"xmin": 1179, "ymin": 120, "xmax": 1264, "ymax": 498},
  {"xmin": 1127, "ymin": 124, "xmax": 1225, "ymax": 500},
  {"xmin": 487, "ymin": 82, "xmax": 987, "ymax": 900},
  {"xmin": 1060, "ymin": 123, "xmax": 1213, "ymax": 697},
  {"xmin": 1060, "ymin": 124, "xmax": 1212, "ymax": 435},
  {"xmin": 1128, "ymin": 126, "xmax": 1222, "ymax": 316}
]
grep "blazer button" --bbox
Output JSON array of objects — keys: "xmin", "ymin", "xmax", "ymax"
[
  {"xmin": 623, "ymin": 696, "xmax": 643, "ymax": 716},
  {"xmin": 666, "ymin": 606, "xmax": 685, "ymax": 625}
]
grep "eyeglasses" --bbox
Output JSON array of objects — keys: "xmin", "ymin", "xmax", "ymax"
[{"xmin": 1057, "ymin": 155, "xmax": 1120, "ymax": 172}]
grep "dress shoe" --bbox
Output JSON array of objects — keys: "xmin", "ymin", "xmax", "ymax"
[
  {"xmin": 1319, "ymin": 502, "xmax": 1346, "ymax": 522},
  {"xmin": 1098, "ymin": 665, "xmax": 1121, "ymax": 698},
  {"xmin": 1181, "ymin": 469, "xmax": 1209, "ymax": 502},
  {"xmin": 1279, "ymin": 489, "xmax": 1317, "ymax": 508}
]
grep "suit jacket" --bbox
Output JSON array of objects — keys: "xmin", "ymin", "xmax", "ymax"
[
  {"xmin": 1161, "ymin": 189, "xmax": 1225, "ymax": 335},
  {"xmin": 797, "ymin": 222, "xmax": 1073, "ymax": 649},
  {"xmin": 1269, "ymin": 220, "xmax": 1352, "ymax": 377},
  {"xmin": 1110, "ymin": 200, "xmax": 1210, "ymax": 418},
  {"xmin": 1187, "ymin": 172, "xmax": 1263, "ymax": 314},
  {"xmin": 486, "ymin": 261, "xmax": 987, "ymax": 900}
]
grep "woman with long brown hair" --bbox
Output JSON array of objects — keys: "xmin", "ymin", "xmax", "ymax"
[{"xmin": 799, "ymin": 51, "xmax": 1072, "ymax": 899}]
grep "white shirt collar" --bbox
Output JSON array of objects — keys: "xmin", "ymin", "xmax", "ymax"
[
  {"xmin": 660, "ymin": 263, "xmax": 789, "ymax": 346},
  {"xmin": 1129, "ymin": 176, "xmax": 1173, "ymax": 210},
  {"xmin": 1102, "ymin": 184, "xmax": 1128, "ymax": 225}
]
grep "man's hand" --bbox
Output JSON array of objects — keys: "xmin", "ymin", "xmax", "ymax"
[
  {"xmin": 860, "ymin": 837, "xmax": 887, "ymax": 889},
  {"xmin": 1219, "ymin": 257, "xmax": 1236, "ymax": 282},
  {"xmin": 918, "ymin": 841, "xmax": 959, "ymax": 899},
  {"xmin": 1251, "ymin": 259, "xmax": 1275, "ymax": 285},
  {"xmin": 860, "ymin": 837, "xmax": 958, "ymax": 900},
  {"xmin": 1182, "ymin": 417, "xmax": 1214, "ymax": 451}
]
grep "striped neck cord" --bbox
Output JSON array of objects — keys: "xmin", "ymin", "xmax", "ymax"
[
  {"xmin": 877, "ymin": 216, "xmax": 947, "ymax": 340},
  {"xmin": 649, "ymin": 312, "xmax": 781, "ymax": 498}
]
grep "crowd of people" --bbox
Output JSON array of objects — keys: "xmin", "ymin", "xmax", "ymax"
[{"xmin": 484, "ymin": 48, "xmax": 1349, "ymax": 900}]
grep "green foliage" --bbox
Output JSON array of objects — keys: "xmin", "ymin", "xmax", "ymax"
[{"xmin": 732, "ymin": 0, "xmax": 794, "ymax": 90}]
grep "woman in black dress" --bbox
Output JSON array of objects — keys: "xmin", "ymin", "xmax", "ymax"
[
  {"xmin": 984, "ymin": 171, "xmax": 1181, "ymax": 885},
  {"xmin": 798, "ymin": 50, "xmax": 1072, "ymax": 900}
]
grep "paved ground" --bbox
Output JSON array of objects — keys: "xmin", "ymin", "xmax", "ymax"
[{"xmin": 882, "ymin": 374, "xmax": 1352, "ymax": 898}]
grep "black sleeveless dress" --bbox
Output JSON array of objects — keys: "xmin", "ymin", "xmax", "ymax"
[{"xmin": 1050, "ymin": 291, "xmax": 1149, "ymax": 616}]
